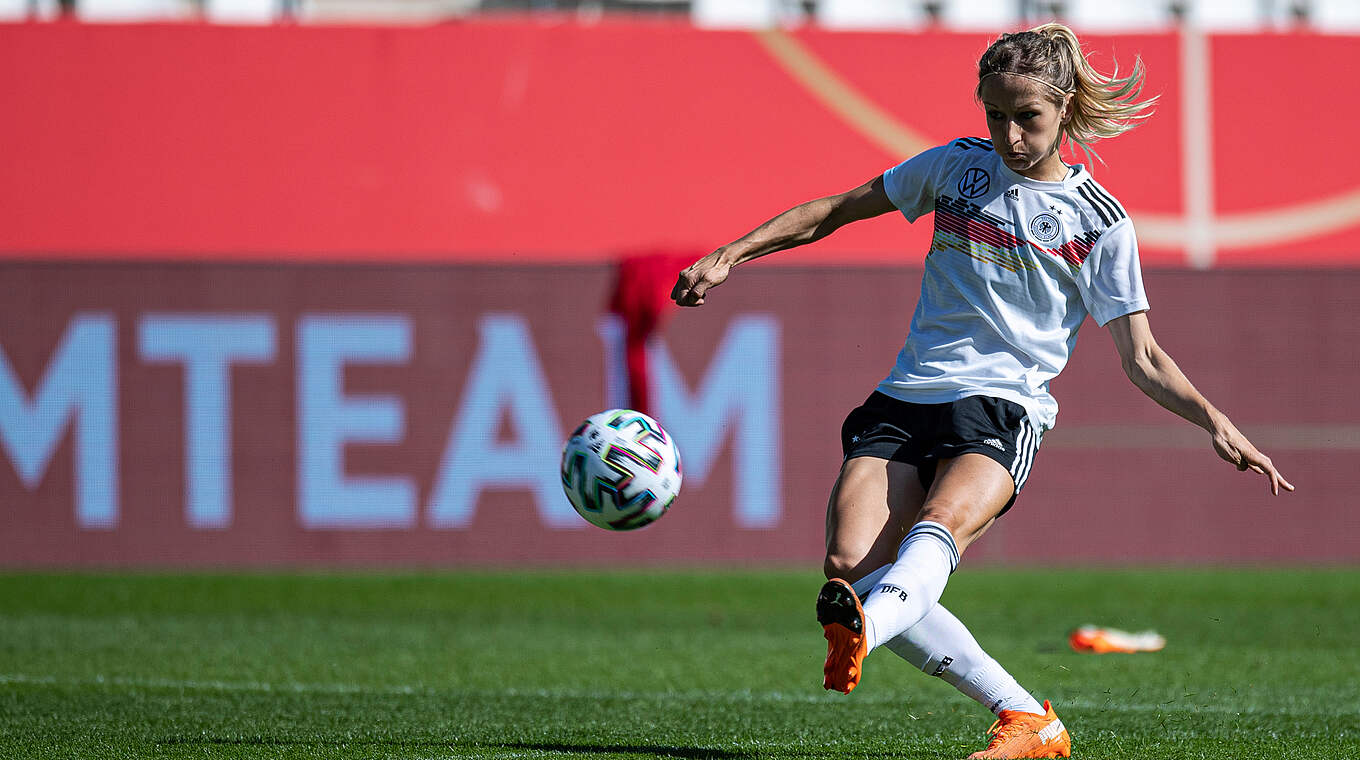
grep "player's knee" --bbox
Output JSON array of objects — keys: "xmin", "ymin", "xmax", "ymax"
[
  {"xmin": 823, "ymin": 551, "xmax": 863, "ymax": 582},
  {"xmin": 916, "ymin": 502, "xmax": 967, "ymax": 534},
  {"xmin": 822, "ymin": 553, "xmax": 849, "ymax": 580}
]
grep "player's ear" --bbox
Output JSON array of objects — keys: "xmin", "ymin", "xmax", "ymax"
[{"xmin": 1061, "ymin": 92, "xmax": 1075, "ymax": 124}]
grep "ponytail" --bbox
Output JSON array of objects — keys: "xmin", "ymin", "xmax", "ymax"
[{"xmin": 977, "ymin": 22, "xmax": 1157, "ymax": 164}]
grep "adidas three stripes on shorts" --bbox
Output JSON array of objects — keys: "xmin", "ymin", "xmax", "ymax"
[{"xmin": 840, "ymin": 391, "xmax": 1042, "ymax": 516}]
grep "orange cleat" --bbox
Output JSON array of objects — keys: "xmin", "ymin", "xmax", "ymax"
[
  {"xmin": 967, "ymin": 700, "xmax": 1071, "ymax": 759},
  {"xmin": 1068, "ymin": 625, "xmax": 1166, "ymax": 654},
  {"xmin": 816, "ymin": 578, "xmax": 868, "ymax": 694}
]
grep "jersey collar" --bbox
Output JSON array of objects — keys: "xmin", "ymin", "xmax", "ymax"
[{"xmin": 995, "ymin": 156, "xmax": 1087, "ymax": 191}]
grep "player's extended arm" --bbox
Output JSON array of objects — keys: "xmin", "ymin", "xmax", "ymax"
[
  {"xmin": 670, "ymin": 175, "xmax": 897, "ymax": 307},
  {"xmin": 1107, "ymin": 311, "xmax": 1294, "ymax": 495}
]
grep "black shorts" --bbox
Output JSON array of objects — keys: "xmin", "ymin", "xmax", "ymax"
[{"xmin": 840, "ymin": 392, "xmax": 1042, "ymax": 515}]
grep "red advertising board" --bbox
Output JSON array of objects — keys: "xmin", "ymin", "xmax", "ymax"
[{"xmin": 1, "ymin": 263, "xmax": 1355, "ymax": 566}]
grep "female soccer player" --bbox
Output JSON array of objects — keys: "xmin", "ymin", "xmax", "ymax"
[{"xmin": 670, "ymin": 23, "xmax": 1293, "ymax": 760}]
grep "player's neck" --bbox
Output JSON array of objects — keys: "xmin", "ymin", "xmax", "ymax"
[{"xmin": 1015, "ymin": 152, "xmax": 1070, "ymax": 183}]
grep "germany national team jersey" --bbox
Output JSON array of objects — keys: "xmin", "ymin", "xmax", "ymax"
[{"xmin": 878, "ymin": 137, "xmax": 1149, "ymax": 430}]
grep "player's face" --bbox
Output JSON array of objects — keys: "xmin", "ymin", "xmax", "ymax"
[{"xmin": 979, "ymin": 75, "xmax": 1072, "ymax": 181}]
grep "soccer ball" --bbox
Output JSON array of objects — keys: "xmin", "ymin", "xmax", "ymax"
[{"xmin": 560, "ymin": 409, "xmax": 682, "ymax": 530}]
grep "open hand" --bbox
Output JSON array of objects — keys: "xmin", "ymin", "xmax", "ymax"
[{"xmin": 1212, "ymin": 428, "xmax": 1295, "ymax": 496}]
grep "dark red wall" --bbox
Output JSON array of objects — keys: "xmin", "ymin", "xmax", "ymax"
[{"xmin": 0, "ymin": 263, "xmax": 1354, "ymax": 566}]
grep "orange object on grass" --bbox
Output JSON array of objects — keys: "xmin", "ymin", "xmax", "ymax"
[{"xmin": 1068, "ymin": 625, "xmax": 1167, "ymax": 654}]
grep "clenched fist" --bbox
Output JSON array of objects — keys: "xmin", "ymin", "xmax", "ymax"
[{"xmin": 670, "ymin": 253, "xmax": 732, "ymax": 307}]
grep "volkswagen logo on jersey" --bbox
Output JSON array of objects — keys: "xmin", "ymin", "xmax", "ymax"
[
  {"xmin": 1029, "ymin": 212, "xmax": 1061, "ymax": 242},
  {"xmin": 957, "ymin": 168, "xmax": 991, "ymax": 199}
]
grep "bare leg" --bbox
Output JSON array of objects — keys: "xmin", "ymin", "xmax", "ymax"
[
  {"xmin": 823, "ymin": 456, "xmax": 927, "ymax": 583},
  {"xmin": 916, "ymin": 452, "xmax": 1017, "ymax": 553},
  {"xmin": 859, "ymin": 453, "xmax": 1014, "ymax": 650},
  {"xmin": 823, "ymin": 453, "xmax": 1046, "ymax": 717}
]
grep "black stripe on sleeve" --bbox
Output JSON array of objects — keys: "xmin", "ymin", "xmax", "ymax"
[
  {"xmin": 1087, "ymin": 183, "xmax": 1127, "ymax": 222},
  {"xmin": 1082, "ymin": 182, "xmax": 1119, "ymax": 222},
  {"xmin": 954, "ymin": 137, "xmax": 993, "ymax": 151},
  {"xmin": 1082, "ymin": 181, "xmax": 1123, "ymax": 224},
  {"xmin": 1077, "ymin": 183, "xmax": 1113, "ymax": 226}
]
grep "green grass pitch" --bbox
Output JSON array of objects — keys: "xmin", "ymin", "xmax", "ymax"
[{"xmin": 1, "ymin": 568, "xmax": 1357, "ymax": 759}]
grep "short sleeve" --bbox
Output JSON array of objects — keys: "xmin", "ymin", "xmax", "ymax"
[
  {"xmin": 1077, "ymin": 218, "xmax": 1149, "ymax": 326},
  {"xmin": 882, "ymin": 144, "xmax": 951, "ymax": 222}
]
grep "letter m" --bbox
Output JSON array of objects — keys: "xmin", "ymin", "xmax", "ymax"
[
  {"xmin": 0, "ymin": 314, "xmax": 117, "ymax": 529},
  {"xmin": 650, "ymin": 315, "xmax": 781, "ymax": 528}
]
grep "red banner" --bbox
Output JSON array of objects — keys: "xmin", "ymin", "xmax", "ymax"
[
  {"xmin": 0, "ymin": 21, "xmax": 1358, "ymax": 266},
  {"xmin": 0, "ymin": 20, "xmax": 1355, "ymax": 565},
  {"xmin": 0, "ymin": 263, "xmax": 1355, "ymax": 566}
]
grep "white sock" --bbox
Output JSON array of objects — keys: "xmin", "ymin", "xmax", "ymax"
[
  {"xmin": 859, "ymin": 521, "xmax": 959, "ymax": 651},
  {"xmin": 852, "ymin": 567, "xmax": 1044, "ymax": 716}
]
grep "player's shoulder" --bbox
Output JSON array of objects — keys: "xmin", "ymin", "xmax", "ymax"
[
  {"xmin": 933, "ymin": 137, "xmax": 996, "ymax": 168},
  {"xmin": 897, "ymin": 137, "xmax": 994, "ymax": 178},
  {"xmin": 887, "ymin": 137, "xmax": 992, "ymax": 189},
  {"xmin": 947, "ymin": 136, "xmax": 996, "ymax": 154},
  {"xmin": 901, "ymin": 137, "xmax": 995, "ymax": 164},
  {"xmin": 1067, "ymin": 172, "xmax": 1129, "ymax": 231}
]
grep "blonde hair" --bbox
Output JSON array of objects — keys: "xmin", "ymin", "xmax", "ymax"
[{"xmin": 976, "ymin": 23, "xmax": 1157, "ymax": 164}]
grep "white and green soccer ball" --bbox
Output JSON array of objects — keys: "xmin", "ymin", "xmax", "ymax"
[{"xmin": 560, "ymin": 409, "xmax": 682, "ymax": 531}]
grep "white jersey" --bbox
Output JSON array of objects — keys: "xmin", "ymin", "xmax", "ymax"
[{"xmin": 878, "ymin": 137, "xmax": 1148, "ymax": 430}]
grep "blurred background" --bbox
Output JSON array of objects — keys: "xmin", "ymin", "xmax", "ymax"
[
  {"xmin": 1, "ymin": 0, "xmax": 1357, "ymax": 569},
  {"xmin": 3, "ymin": 0, "xmax": 1358, "ymax": 28}
]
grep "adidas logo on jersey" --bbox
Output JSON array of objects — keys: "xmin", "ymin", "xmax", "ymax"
[
  {"xmin": 1005, "ymin": 188, "xmax": 1019, "ymax": 201},
  {"xmin": 983, "ymin": 438, "xmax": 1006, "ymax": 451}
]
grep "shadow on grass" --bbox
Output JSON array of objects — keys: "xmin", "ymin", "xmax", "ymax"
[
  {"xmin": 157, "ymin": 737, "xmax": 753, "ymax": 758},
  {"xmin": 157, "ymin": 737, "xmax": 458, "ymax": 747},
  {"xmin": 499, "ymin": 741, "xmax": 752, "ymax": 758}
]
